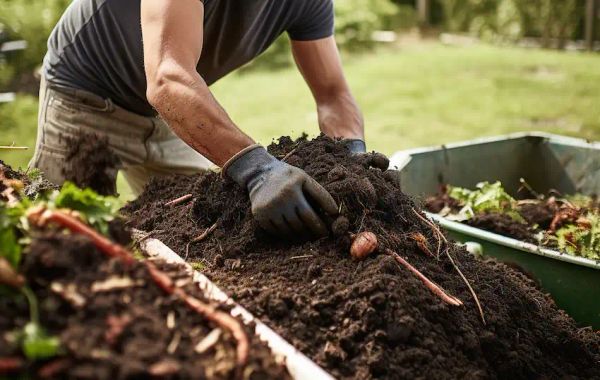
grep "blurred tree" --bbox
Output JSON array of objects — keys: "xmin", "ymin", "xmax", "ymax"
[
  {"xmin": 440, "ymin": 0, "xmax": 585, "ymax": 47},
  {"xmin": 335, "ymin": 0, "xmax": 398, "ymax": 48},
  {"xmin": 0, "ymin": 0, "xmax": 70, "ymax": 76},
  {"xmin": 245, "ymin": 0, "xmax": 405, "ymax": 72},
  {"xmin": 0, "ymin": 0, "xmax": 407, "ymax": 78}
]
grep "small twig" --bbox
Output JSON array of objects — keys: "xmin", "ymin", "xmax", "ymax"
[
  {"xmin": 519, "ymin": 177, "xmax": 542, "ymax": 200},
  {"xmin": 386, "ymin": 248, "xmax": 463, "ymax": 306},
  {"xmin": 164, "ymin": 194, "xmax": 193, "ymax": 207},
  {"xmin": 281, "ymin": 148, "xmax": 298, "ymax": 162},
  {"xmin": 184, "ymin": 242, "xmax": 193, "ymax": 261},
  {"xmin": 411, "ymin": 209, "xmax": 443, "ymax": 258},
  {"xmin": 444, "ymin": 248, "xmax": 486, "ymax": 324},
  {"xmin": 185, "ymin": 222, "xmax": 218, "ymax": 260},
  {"xmin": 289, "ymin": 254, "xmax": 313, "ymax": 260},
  {"xmin": 357, "ymin": 211, "xmax": 367, "ymax": 233},
  {"xmin": 410, "ymin": 232, "xmax": 435, "ymax": 258},
  {"xmin": 0, "ymin": 145, "xmax": 28, "ymax": 150},
  {"xmin": 192, "ymin": 222, "xmax": 218, "ymax": 243},
  {"xmin": 146, "ymin": 263, "xmax": 249, "ymax": 368},
  {"xmin": 411, "ymin": 208, "xmax": 486, "ymax": 324}
]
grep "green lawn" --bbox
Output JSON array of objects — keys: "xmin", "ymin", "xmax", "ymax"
[{"xmin": 2, "ymin": 42, "xmax": 600, "ymax": 200}]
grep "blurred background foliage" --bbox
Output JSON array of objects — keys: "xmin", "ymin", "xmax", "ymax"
[
  {"xmin": 0, "ymin": 0, "xmax": 594, "ymax": 79},
  {"xmin": 441, "ymin": 0, "xmax": 584, "ymax": 47},
  {"xmin": 0, "ymin": 0, "xmax": 70, "ymax": 87}
]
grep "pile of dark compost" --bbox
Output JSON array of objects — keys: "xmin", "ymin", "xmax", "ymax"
[
  {"xmin": 0, "ymin": 232, "xmax": 290, "ymax": 379},
  {"xmin": 62, "ymin": 133, "xmax": 120, "ymax": 196},
  {"xmin": 125, "ymin": 135, "xmax": 600, "ymax": 379}
]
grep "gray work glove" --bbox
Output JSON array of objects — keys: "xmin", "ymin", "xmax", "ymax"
[
  {"xmin": 342, "ymin": 139, "xmax": 390, "ymax": 171},
  {"xmin": 224, "ymin": 145, "xmax": 338, "ymax": 239},
  {"xmin": 343, "ymin": 139, "xmax": 367, "ymax": 154}
]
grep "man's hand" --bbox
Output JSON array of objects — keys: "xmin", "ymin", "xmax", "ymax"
[{"xmin": 224, "ymin": 145, "xmax": 338, "ymax": 238}]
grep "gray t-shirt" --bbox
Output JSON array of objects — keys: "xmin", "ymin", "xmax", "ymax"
[{"xmin": 43, "ymin": 0, "xmax": 334, "ymax": 116}]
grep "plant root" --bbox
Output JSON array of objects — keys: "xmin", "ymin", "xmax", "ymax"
[
  {"xmin": 281, "ymin": 147, "xmax": 298, "ymax": 162},
  {"xmin": 411, "ymin": 209, "xmax": 443, "ymax": 257},
  {"xmin": 192, "ymin": 222, "xmax": 219, "ymax": 243},
  {"xmin": 443, "ymin": 248, "xmax": 486, "ymax": 324},
  {"xmin": 410, "ymin": 232, "xmax": 435, "ymax": 257},
  {"xmin": 165, "ymin": 194, "xmax": 193, "ymax": 207},
  {"xmin": 385, "ymin": 248, "xmax": 463, "ymax": 307}
]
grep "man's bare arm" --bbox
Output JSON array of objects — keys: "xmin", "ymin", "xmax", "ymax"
[
  {"xmin": 291, "ymin": 36, "xmax": 364, "ymax": 140},
  {"xmin": 141, "ymin": 0, "xmax": 253, "ymax": 166}
]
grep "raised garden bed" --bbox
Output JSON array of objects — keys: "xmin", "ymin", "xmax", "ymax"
[
  {"xmin": 125, "ymin": 135, "xmax": 600, "ymax": 379},
  {"xmin": 390, "ymin": 132, "xmax": 600, "ymax": 328}
]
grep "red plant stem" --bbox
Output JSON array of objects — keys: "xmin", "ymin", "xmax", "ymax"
[
  {"xmin": 386, "ymin": 249, "xmax": 463, "ymax": 307},
  {"xmin": 37, "ymin": 358, "xmax": 71, "ymax": 378},
  {"xmin": 30, "ymin": 209, "xmax": 249, "ymax": 369},
  {"xmin": 43, "ymin": 211, "xmax": 134, "ymax": 264},
  {"xmin": 0, "ymin": 357, "xmax": 24, "ymax": 375},
  {"xmin": 164, "ymin": 194, "xmax": 193, "ymax": 207}
]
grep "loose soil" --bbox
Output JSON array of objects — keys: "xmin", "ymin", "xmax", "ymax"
[
  {"xmin": 465, "ymin": 213, "xmax": 535, "ymax": 243},
  {"xmin": 125, "ymin": 135, "xmax": 600, "ymax": 379},
  {"xmin": 0, "ymin": 232, "xmax": 291, "ymax": 379},
  {"xmin": 62, "ymin": 133, "xmax": 121, "ymax": 196},
  {"xmin": 424, "ymin": 189, "xmax": 537, "ymax": 243}
]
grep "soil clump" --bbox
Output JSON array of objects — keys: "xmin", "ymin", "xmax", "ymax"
[
  {"xmin": 62, "ymin": 133, "xmax": 120, "ymax": 196},
  {"xmin": 125, "ymin": 135, "xmax": 600, "ymax": 379}
]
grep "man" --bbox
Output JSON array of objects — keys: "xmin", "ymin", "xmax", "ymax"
[{"xmin": 32, "ymin": 0, "xmax": 368, "ymax": 238}]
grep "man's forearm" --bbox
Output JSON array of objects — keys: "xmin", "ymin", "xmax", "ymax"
[
  {"xmin": 317, "ymin": 90, "xmax": 364, "ymax": 141},
  {"xmin": 147, "ymin": 69, "xmax": 254, "ymax": 167}
]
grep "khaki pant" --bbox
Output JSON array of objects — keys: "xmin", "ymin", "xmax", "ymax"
[{"xmin": 30, "ymin": 77, "xmax": 214, "ymax": 195}]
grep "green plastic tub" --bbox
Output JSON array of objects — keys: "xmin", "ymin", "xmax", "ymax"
[{"xmin": 391, "ymin": 132, "xmax": 600, "ymax": 328}]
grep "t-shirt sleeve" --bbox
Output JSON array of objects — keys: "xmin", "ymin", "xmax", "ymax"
[{"xmin": 287, "ymin": 0, "xmax": 334, "ymax": 41}]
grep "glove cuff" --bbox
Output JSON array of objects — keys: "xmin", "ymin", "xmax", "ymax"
[
  {"xmin": 343, "ymin": 139, "xmax": 366, "ymax": 153},
  {"xmin": 223, "ymin": 144, "xmax": 277, "ymax": 187}
]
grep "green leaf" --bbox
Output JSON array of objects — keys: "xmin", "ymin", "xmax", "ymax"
[
  {"xmin": 0, "ymin": 224, "xmax": 22, "ymax": 267},
  {"xmin": 554, "ymin": 213, "xmax": 600, "ymax": 260},
  {"xmin": 447, "ymin": 181, "xmax": 524, "ymax": 222},
  {"xmin": 26, "ymin": 168, "xmax": 43, "ymax": 181},
  {"xmin": 22, "ymin": 322, "xmax": 60, "ymax": 360},
  {"xmin": 51, "ymin": 182, "xmax": 121, "ymax": 236},
  {"xmin": 0, "ymin": 203, "xmax": 25, "ymax": 267}
]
